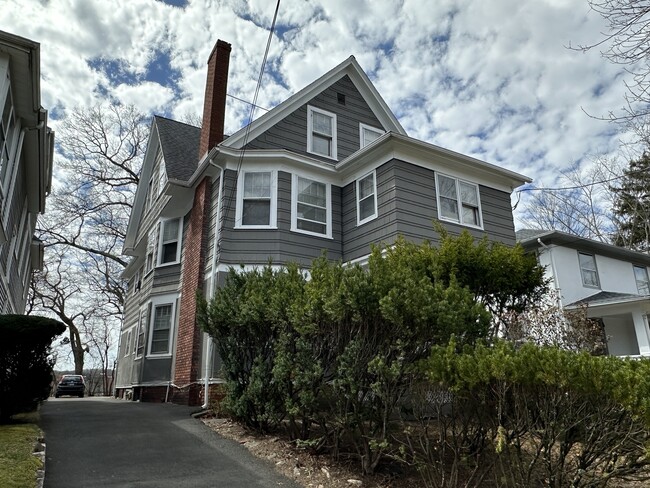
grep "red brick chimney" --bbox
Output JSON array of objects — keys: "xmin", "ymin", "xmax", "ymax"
[
  {"xmin": 173, "ymin": 39, "xmax": 231, "ymax": 406},
  {"xmin": 199, "ymin": 39, "xmax": 231, "ymax": 158}
]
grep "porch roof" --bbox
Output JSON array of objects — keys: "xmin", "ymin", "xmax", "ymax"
[{"xmin": 566, "ymin": 291, "xmax": 650, "ymax": 309}]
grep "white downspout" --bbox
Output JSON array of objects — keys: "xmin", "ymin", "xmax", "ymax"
[{"xmin": 202, "ymin": 162, "xmax": 225, "ymax": 409}]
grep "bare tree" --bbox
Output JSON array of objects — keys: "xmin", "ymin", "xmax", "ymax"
[
  {"xmin": 30, "ymin": 103, "xmax": 148, "ymax": 374},
  {"xmin": 520, "ymin": 157, "xmax": 622, "ymax": 240}
]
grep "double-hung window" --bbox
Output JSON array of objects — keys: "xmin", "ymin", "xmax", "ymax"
[
  {"xmin": 157, "ymin": 157, "xmax": 167, "ymax": 197},
  {"xmin": 236, "ymin": 171, "xmax": 277, "ymax": 227},
  {"xmin": 307, "ymin": 106, "xmax": 337, "ymax": 159},
  {"xmin": 634, "ymin": 265, "xmax": 650, "ymax": 294},
  {"xmin": 158, "ymin": 218, "xmax": 181, "ymax": 265},
  {"xmin": 436, "ymin": 174, "xmax": 482, "ymax": 228},
  {"xmin": 0, "ymin": 71, "xmax": 16, "ymax": 191},
  {"xmin": 357, "ymin": 171, "xmax": 377, "ymax": 224},
  {"xmin": 578, "ymin": 252, "xmax": 600, "ymax": 288},
  {"xmin": 125, "ymin": 330, "xmax": 132, "ymax": 357},
  {"xmin": 359, "ymin": 123, "xmax": 383, "ymax": 148},
  {"xmin": 149, "ymin": 302, "xmax": 174, "ymax": 355},
  {"xmin": 292, "ymin": 174, "xmax": 331, "ymax": 237},
  {"xmin": 135, "ymin": 309, "xmax": 146, "ymax": 358}
]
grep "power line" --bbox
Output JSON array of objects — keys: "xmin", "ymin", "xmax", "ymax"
[
  {"xmin": 516, "ymin": 165, "xmax": 650, "ymax": 194},
  {"xmin": 226, "ymin": 93, "xmax": 269, "ymax": 112}
]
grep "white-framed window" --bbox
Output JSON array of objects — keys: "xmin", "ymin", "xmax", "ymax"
[
  {"xmin": 291, "ymin": 174, "xmax": 331, "ymax": 238},
  {"xmin": 235, "ymin": 170, "xmax": 277, "ymax": 228},
  {"xmin": 435, "ymin": 173, "xmax": 482, "ymax": 228},
  {"xmin": 634, "ymin": 265, "xmax": 650, "ymax": 295},
  {"xmin": 146, "ymin": 228, "xmax": 156, "ymax": 273},
  {"xmin": 135, "ymin": 309, "xmax": 146, "ymax": 358},
  {"xmin": 157, "ymin": 218, "xmax": 181, "ymax": 266},
  {"xmin": 307, "ymin": 105, "xmax": 337, "ymax": 160},
  {"xmin": 148, "ymin": 300, "xmax": 175, "ymax": 356},
  {"xmin": 578, "ymin": 252, "xmax": 600, "ymax": 288},
  {"xmin": 157, "ymin": 155, "xmax": 167, "ymax": 197},
  {"xmin": 359, "ymin": 123, "xmax": 383, "ymax": 148},
  {"xmin": 125, "ymin": 330, "xmax": 132, "ymax": 357},
  {"xmin": 356, "ymin": 170, "xmax": 378, "ymax": 225},
  {"xmin": 0, "ymin": 69, "xmax": 17, "ymax": 194}
]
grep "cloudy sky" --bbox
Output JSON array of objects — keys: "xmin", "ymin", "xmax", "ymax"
[{"xmin": 0, "ymin": 0, "xmax": 638, "ymax": 212}]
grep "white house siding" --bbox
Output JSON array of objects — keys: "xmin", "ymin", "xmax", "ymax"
[{"xmin": 604, "ymin": 315, "xmax": 640, "ymax": 356}]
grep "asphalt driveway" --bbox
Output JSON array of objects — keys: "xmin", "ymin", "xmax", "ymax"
[{"xmin": 40, "ymin": 397, "xmax": 298, "ymax": 487}]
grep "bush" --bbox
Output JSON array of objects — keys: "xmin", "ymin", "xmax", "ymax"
[
  {"xmin": 0, "ymin": 315, "xmax": 65, "ymax": 423},
  {"xmin": 403, "ymin": 341, "xmax": 650, "ymax": 487}
]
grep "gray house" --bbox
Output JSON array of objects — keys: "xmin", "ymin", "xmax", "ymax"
[
  {"xmin": 115, "ymin": 40, "xmax": 530, "ymax": 405},
  {"xmin": 0, "ymin": 31, "xmax": 53, "ymax": 314}
]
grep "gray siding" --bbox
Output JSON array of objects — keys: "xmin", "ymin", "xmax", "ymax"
[
  {"xmin": 217, "ymin": 169, "xmax": 342, "ymax": 268},
  {"xmin": 245, "ymin": 75, "xmax": 384, "ymax": 163},
  {"xmin": 341, "ymin": 159, "xmax": 516, "ymax": 262}
]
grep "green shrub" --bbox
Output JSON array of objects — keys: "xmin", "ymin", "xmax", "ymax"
[{"xmin": 0, "ymin": 315, "xmax": 65, "ymax": 423}]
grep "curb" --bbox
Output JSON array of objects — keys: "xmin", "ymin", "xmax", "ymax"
[{"xmin": 34, "ymin": 433, "xmax": 45, "ymax": 488}]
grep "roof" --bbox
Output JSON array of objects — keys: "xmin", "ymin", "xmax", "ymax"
[
  {"xmin": 516, "ymin": 229, "xmax": 650, "ymax": 266},
  {"xmin": 222, "ymin": 56, "xmax": 407, "ymax": 150},
  {"xmin": 566, "ymin": 291, "xmax": 650, "ymax": 308},
  {"xmin": 154, "ymin": 116, "xmax": 200, "ymax": 182}
]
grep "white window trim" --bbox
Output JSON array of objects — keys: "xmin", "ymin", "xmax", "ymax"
[
  {"xmin": 435, "ymin": 173, "xmax": 483, "ymax": 230},
  {"xmin": 125, "ymin": 330, "xmax": 132, "ymax": 357},
  {"xmin": 156, "ymin": 218, "xmax": 182, "ymax": 267},
  {"xmin": 291, "ymin": 173, "xmax": 332, "ymax": 239},
  {"xmin": 634, "ymin": 265, "xmax": 650, "ymax": 295},
  {"xmin": 356, "ymin": 170, "xmax": 378, "ymax": 226},
  {"xmin": 157, "ymin": 154, "xmax": 167, "ymax": 197},
  {"xmin": 307, "ymin": 105, "xmax": 337, "ymax": 160},
  {"xmin": 147, "ymin": 295, "xmax": 177, "ymax": 357},
  {"xmin": 359, "ymin": 123, "xmax": 383, "ymax": 148},
  {"xmin": 234, "ymin": 170, "xmax": 278, "ymax": 229},
  {"xmin": 135, "ymin": 308, "xmax": 147, "ymax": 359},
  {"xmin": 578, "ymin": 251, "xmax": 600, "ymax": 289}
]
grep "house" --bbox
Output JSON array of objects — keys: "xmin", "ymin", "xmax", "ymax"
[
  {"xmin": 0, "ymin": 31, "xmax": 53, "ymax": 314},
  {"xmin": 517, "ymin": 229, "xmax": 650, "ymax": 358},
  {"xmin": 115, "ymin": 39, "xmax": 531, "ymax": 405}
]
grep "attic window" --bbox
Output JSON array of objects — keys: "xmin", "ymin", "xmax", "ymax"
[
  {"xmin": 337, "ymin": 93, "xmax": 346, "ymax": 105},
  {"xmin": 307, "ymin": 105, "xmax": 337, "ymax": 160}
]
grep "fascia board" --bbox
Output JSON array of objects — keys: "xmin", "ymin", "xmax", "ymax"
[
  {"xmin": 123, "ymin": 121, "xmax": 160, "ymax": 252},
  {"xmin": 222, "ymin": 56, "xmax": 405, "ymax": 150},
  {"xmin": 337, "ymin": 133, "xmax": 531, "ymax": 192}
]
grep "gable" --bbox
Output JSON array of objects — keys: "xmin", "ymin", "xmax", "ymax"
[{"xmin": 244, "ymin": 75, "xmax": 385, "ymax": 162}]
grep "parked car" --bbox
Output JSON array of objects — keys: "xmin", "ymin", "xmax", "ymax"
[{"xmin": 55, "ymin": 375, "xmax": 85, "ymax": 398}]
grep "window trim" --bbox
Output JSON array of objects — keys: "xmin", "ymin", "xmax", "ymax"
[
  {"xmin": 356, "ymin": 170, "xmax": 378, "ymax": 225},
  {"xmin": 156, "ymin": 218, "xmax": 182, "ymax": 267},
  {"xmin": 234, "ymin": 170, "xmax": 278, "ymax": 229},
  {"xmin": 578, "ymin": 251, "xmax": 601, "ymax": 289},
  {"xmin": 634, "ymin": 265, "xmax": 650, "ymax": 295},
  {"xmin": 291, "ymin": 173, "xmax": 332, "ymax": 239},
  {"xmin": 435, "ymin": 173, "xmax": 483, "ymax": 229},
  {"xmin": 307, "ymin": 105, "xmax": 337, "ymax": 160},
  {"xmin": 147, "ymin": 296, "xmax": 176, "ymax": 357},
  {"xmin": 134, "ymin": 309, "xmax": 147, "ymax": 359},
  {"xmin": 125, "ymin": 330, "xmax": 132, "ymax": 357},
  {"xmin": 359, "ymin": 123, "xmax": 383, "ymax": 148}
]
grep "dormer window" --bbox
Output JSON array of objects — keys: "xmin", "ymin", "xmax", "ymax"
[{"xmin": 307, "ymin": 106, "xmax": 337, "ymax": 159}]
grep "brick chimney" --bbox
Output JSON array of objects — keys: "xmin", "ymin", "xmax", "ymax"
[
  {"xmin": 199, "ymin": 39, "xmax": 231, "ymax": 158},
  {"xmin": 172, "ymin": 39, "xmax": 230, "ymax": 406}
]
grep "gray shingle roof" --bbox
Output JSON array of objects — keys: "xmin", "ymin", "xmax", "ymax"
[
  {"xmin": 154, "ymin": 115, "xmax": 200, "ymax": 182},
  {"xmin": 515, "ymin": 229, "xmax": 550, "ymax": 241},
  {"xmin": 567, "ymin": 291, "xmax": 648, "ymax": 307}
]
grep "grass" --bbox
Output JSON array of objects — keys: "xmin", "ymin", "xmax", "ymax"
[{"xmin": 0, "ymin": 412, "xmax": 42, "ymax": 488}]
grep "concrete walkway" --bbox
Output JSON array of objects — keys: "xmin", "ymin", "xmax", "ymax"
[{"xmin": 41, "ymin": 397, "xmax": 298, "ymax": 487}]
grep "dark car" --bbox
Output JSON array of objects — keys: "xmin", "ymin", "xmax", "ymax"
[{"xmin": 55, "ymin": 375, "xmax": 85, "ymax": 398}]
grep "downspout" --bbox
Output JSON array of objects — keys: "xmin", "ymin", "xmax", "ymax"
[
  {"xmin": 537, "ymin": 238, "xmax": 561, "ymax": 306},
  {"xmin": 202, "ymin": 161, "xmax": 225, "ymax": 409}
]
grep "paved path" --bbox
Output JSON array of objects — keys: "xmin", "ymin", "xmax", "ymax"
[{"xmin": 41, "ymin": 397, "xmax": 298, "ymax": 487}]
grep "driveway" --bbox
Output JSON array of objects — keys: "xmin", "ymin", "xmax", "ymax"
[{"xmin": 41, "ymin": 397, "xmax": 298, "ymax": 487}]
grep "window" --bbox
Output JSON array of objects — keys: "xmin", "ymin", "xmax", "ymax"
[
  {"xmin": 235, "ymin": 171, "xmax": 277, "ymax": 227},
  {"xmin": 0, "ymin": 77, "xmax": 16, "ymax": 186},
  {"xmin": 634, "ymin": 265, "xmax": 650, "ymax": 295},
  {"xmin": 292, "ymin": 175, "xmax": 331, "ymax": 237},
  {"xmin": 157, "ymin": 157, "xmax": 167, "ymax": 197},
  {"xmin": 359, "ymin": 123, "xmax": 383, "ymax": 148},
  {"xmin": 307, "ymin": 106, "xmax": 337, "ymax": 159},
  {"xmin": 436, "ymin": 174, "xmax": 482, "ymax": 228},
  {"xmin": 125, "ymin": 330, "xmax": 132, "ymax": 357},
  {"xmin": 578, "ymin": 252, "xmax": 600, "ymax": 288},
  {"xmin": 150, "ymin": 303, "xmax": 173, "ymax": 355},
  {"xmin": 146, "ymin": 228, "xmax": 155, "ymax": 273},
  {"xmin": 357, "ymin": 171, "xmax": 377, "ymax": 224},
  {"xmin": 158, "ymin": 218, "xmax": 181, "ymax": 265},
  {"xmin": 135, "ymin": 309, "xmax": 146, "ymax": 358}
]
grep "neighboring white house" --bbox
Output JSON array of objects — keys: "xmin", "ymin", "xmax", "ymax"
[
  {"xmin": 517, "ymin": 229, "xmax": 650, "ymax": 358},
  {"xmin": 0, "ymin": 31, "xmax": 53, "ymax": 314}
]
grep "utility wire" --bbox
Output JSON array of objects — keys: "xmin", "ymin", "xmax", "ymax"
[
  {"xmin": 516, "ymin": 165, "xmax": 649, "ymax": 194},
  {"xmin": 226, "ymin": 93, "xmax": 269, "ymax": 112},
  {"xmin": 219, "ymin": 0, "xmax": 280, "ymax": 250}
]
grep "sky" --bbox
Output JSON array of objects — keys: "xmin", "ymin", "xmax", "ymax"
[{"xmin": 0, "ymin": 0, "xmax": 640, "ymax": 220}]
